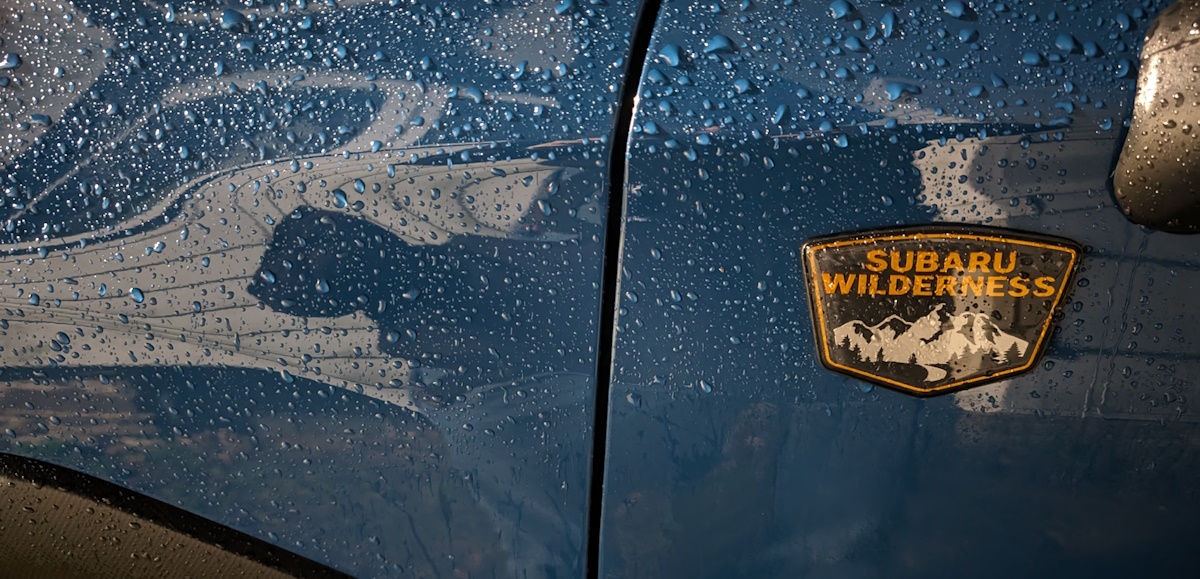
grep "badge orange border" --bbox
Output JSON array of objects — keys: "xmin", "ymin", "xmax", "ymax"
[{"xmin": 801, "ymin": 226, "xmax": 1081, "ymax": 395}]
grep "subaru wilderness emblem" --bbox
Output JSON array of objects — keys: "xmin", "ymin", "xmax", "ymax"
[{"xmin": 802, "ymin": 227, "xmax": 1080, "ymax": 395}]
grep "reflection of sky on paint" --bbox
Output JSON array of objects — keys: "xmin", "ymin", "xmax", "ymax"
[
  {"xmin": 0, "ymin": 2, "xmax": 113, "ymax": 164},
  {"xmin": 0, "ymin": 0, "xmax": 625, "ymax": 412},
  {"xmin": 0, "ymin": 0, "xmax": 634, "ymax": 574},
  {"xmin": 1, "ymin": 0, "xmax": 631, "ymax": 241},
  {"xmin": 0, "ymin": 146, "xmax": 582, "ymax": 411}
]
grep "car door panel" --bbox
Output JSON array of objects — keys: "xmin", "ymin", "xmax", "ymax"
[
  {"xmin": 601, "ymin": 0, "xmax": 1200, "ymax": 576},
  {"xmin": 0, "ymin": 0, "xmax": 644, "ymax": 575}
]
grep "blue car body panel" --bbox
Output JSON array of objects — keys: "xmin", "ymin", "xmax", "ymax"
[
  {"xmin": 4, "ymin": 0, "xmax": 1200, "ymax": 576},
  {"xmin": 0, "ymin": 0, "xmax": 642, "ymax": 575},
  {"xmin": 602, "ymin": 0, "xmax": 1200, "ymax": 577}
]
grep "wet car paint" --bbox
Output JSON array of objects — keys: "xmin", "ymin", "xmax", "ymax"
[
  {"xmin": 4, "ymin": 0, "xmax": 1200, "ymax": 576},
  {"xmin": 602, "ymin": 0, "xmax": 1200, "ymax": 577},
  {"xmin": 0, "ymin": 0, "xmax": 641, "ymax": 575}
]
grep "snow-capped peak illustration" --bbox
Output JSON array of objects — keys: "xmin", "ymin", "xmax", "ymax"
[{"xmin": 831, "ymin": 304, "xmax": 1029, "ymax": 381}]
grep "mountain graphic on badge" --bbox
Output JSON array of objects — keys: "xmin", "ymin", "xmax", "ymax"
[
  {"xmin": 802, "ymin": 227, "xmax": 1080, "ymax": 395},
  {"xmin": 832, "ymin": 304, "xmax": 1029, "ymax": 384}
]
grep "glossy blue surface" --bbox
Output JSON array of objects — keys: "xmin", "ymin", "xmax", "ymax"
[
  {"xmin": 603, "ymin": 0, "xmax": 1200, "ymax": 576},
  {"xmin": 0, "ymin": 0, "xmax": 640, "ymax": 574},
  {"xmin": 6, "ymin": 0, "xmax": 1200, "ymax": 576}
]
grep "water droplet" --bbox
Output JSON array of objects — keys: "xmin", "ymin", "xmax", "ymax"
[
  {"xmin": 0, "ymin": 53, "xmax": 21, "ymax": 70},
  {"xmin": 1115, "ymin": 58, "xmax": 1134, "ymax": 79},
  {"xmin": 1054, "ymin": 33, "xmax": 1078, "ymax": 52},
  {"xmin": 829, "ymin": 0, "xmax": 854, "ymax": 20},
  {"xmin": 880, "ymin": 11, "xmax": 898, "ymax": 38},
  {"xmin": 1115, "ymin": 12, "xmax": 1132, "ymax": 32},
  {"xmin": 130, "ymin": 288, "xmax": 145, "ymax": 303},
  {"xmin": 704, "ymin": 35, "xmax": 735, "ymax": 54},
  {"xmin": 885, "ymin": 82, "xmax": 921, "ymax": 101},
  {"xmin": 219, "ymin": 8, "xmax": 247, "ymax": 31},
  {"xmin": 772, "ymin": 104, "xmax": 791, "ymax": 126},
  {"xmin": 1021, "ymin": 52, "xmax": 1046, "ymax": 66},
  {"xmin": 451, "ymin": 86, "xmax": 485, "ymax": 104},
  {"xmin": 659, "ymin": 44, "xmax": 683, "ymax": 67}
]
